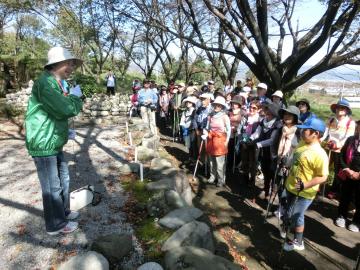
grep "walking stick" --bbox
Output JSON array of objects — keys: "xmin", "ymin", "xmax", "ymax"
[
  {"xmin": 355, "ymin": 248, "xmax": 360, "ymax": 270},
  {"xmin": 265, "ymin": 164, "xmax": 280, "ymax": 220},
  {"xmin": 172, "ymin": 110, "xmax": 176, "ymax": 142},
  {"xmin": 232, "ymin": 135, "xmax": 238, "ymax": 174},
  {"xmin": 193, "ymin": 140, "xmax": 204, "ymax": 180},
  {"xmin": 322, "ymin": 150, "xmax": 332, "ymax": 197}
]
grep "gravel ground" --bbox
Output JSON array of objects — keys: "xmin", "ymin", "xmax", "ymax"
[{"xmin": 0, "ymin": 119, "xmax": 143, "ymax": 269}]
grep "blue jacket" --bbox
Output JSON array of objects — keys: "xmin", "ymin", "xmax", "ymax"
[{"xmin": 137, "ymin": 88, "xmax": 158, "ymax": 106}]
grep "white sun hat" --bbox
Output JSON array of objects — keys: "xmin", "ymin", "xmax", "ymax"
[
  {"xmin": 212, "ymin": 96, "xmax": 227, "ymax": 108},
  {"xmin": 257, "ymin": 82, "xmax": 268, "ymax": 90},
  {"xmin": 272, "ymin": 90, "xmax": 284, "ymax": 99},
  {"xmin": 200, "ymin": 92, "xmax": 214, "ymax": 100},
  {"xmin": 45, "ymin": 46, "xmax": 83, "ymax": 67},
  {"xmin": 242, "ymin": 86, "xmax": 251, "ymax": 92},
  {"xmin": 182, "ymin": 96, "xmax": 198, "ymax": 105}
]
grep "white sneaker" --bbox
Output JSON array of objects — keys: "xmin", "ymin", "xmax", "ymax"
[
  {"xmin": 335, "ymin": 216, "xmax": 346, "ymax": 228},
  {"xmin": 348, "ymin": 223, "xmax": 359, "ymax": 232},
  {"xmin": 207, "ymin": 176, "xmax": 216, "ymax": 184},
  {"xmin": 283, "ymin": 239, "xmax": 305, "ymax": 251},
  {"xmin": 66, "ymin": 211, "xmax": 80, "ymax": 220},
  {"xmin": 279, "ymin": 224, "xmax": 286, "ymax": 239},
  {"xmin": 47, "ymin": 221, "xmax": 78, "ymax": 236}
]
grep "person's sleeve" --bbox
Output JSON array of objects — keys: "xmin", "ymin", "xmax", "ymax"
[
  {"xmin": 36, "ymin": 79, "xmax": 82, "ymax": 120},
  {"xmin": 225, "ymin": 116, "xmax": 231, "ymax": 143},
  {"xmin": 256, "ymin": 128, "xmax": 280, "ymax": 148},
  {"xmin": 152, "ymin": 91, "xmax": 158, "ymax": 104},
  {"xmin": 339, "ymin": 137, "xmax": 351, "ymax": 169},
  {"xmin": 320, "ymin": 122, "xmax": 330, "ymax": 142},
  {"xmin": 137, "ymin": 91, "xmax": 144, "ymax": 104},
  {"xmin": 250, "ymin": 125, "xmax": 261, "ymax": 141},
  {"xmin": 315, "ymin": 150, "xmax": 330, "ymax": 177}
]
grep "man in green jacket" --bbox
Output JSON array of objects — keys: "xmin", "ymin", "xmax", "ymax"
[{"xmin": 25, "ymin": 47, "xmax": 83, "ymax": 235}]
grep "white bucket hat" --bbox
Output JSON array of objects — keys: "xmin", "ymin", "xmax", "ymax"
[
  {"xmin": 200, "ymin": 92, "xmax": 214, "ymax": 100},
  {"xmin": 45, "ymin": 46, "xmax": 83, "ymax": 67},
  {"xmin": 272, "ymin": 90, "xmax": 284, "ymax": 99},
  {"xmin": 257, "ymin": 82, "xmax": 268, "ymax": 90},
  {"xmin": 242, "ymin": 86, "xmax": 251, "ymax": 93},
  {"xmin": 182, "ymin": 96, "xmax": 198, "ymax": 105},
  {"xmin": 212, "ymin": 96, "xmax": 227, "ymax": 108}
]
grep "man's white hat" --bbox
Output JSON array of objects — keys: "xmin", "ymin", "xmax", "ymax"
[
  {"xmin": 200, "ymin": 92, "xmax": 214, "ymax": 100},
  {"xmin": 212, "ymin": 96, "xmax": 227, "ymax": 108},
  {"xmin": 257, "ymin": 82, "xmax": 268, "ymax": 90},
  {"xmin": 208, "ymin": 80, "xmax": 215, "ymax": 85},
  {"xmin": 272, "ymin": 90, "xmax": 284, "ymax": 98},
  {"xmin": 45, "ymin": 46, "xmax": 83, "ymax": 67},
  {"xmin": 243, "ymin": 86, "xmax": 251, "ymax": 92},
  {"xmin": 182, "ymin": 96, "xmax": 198, "ymax": 105}
]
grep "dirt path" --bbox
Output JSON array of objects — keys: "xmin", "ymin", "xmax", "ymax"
[{"xmin": 0, "ymin": 119, "xmax": 143, "ymax": 269}]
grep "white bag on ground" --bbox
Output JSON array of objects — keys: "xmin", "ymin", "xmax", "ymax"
[{"xmin": 70, "ymin": 185, "xmax": 95, "ymax": 211}]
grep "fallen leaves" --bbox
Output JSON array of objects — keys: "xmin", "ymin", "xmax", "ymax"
[{"xmin": 16, "ymin": 224, "xmax": 27, "ymax": 236}]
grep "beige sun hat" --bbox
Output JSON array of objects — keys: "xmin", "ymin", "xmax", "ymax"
[
  {"xmin": 212, "ymin": 96, "xmax": 227, "ymax": 108},
  {"xmin": 45, "ymin": 46, "xmax": 83, "ymax": 67},
  {"xmin": 182, "ymin": 96, "xmax": 198, "ymax": 105},
  {"xmin": 272, "ymin": 90, "xmax": 284, "ymax": 99}
]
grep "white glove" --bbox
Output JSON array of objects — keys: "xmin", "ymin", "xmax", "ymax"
[
  {"xmin": 70, "ymin": 85, "xmax": 82, "ymax": 97},
  {"xmin": 201, "ymin": 134, "xmax": 207, "ymax": 140},
  {"xmin": 68, "ymin": 129, "xmax": 76, "ymax": 140},
  {"xmin": 202, "ymin": 129, "xmax": 208, "ymax": 137}
]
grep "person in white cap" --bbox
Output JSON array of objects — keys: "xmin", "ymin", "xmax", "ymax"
[
  {"xmin": 271, "ymin": 90, "xmax": 286, "ymax": 109},
  {"xmin": 207, "ymin": 80, "xmax": 215, "ymax": 93},
  {"xmin": 180, "ymin": 96, "xmax": 198, "ymax": 160},
  {"xmin": 202, "ymin": 96, "xmax": 231, "ymax": 187},
  {"xmin": 256, "ymin": 82, "xmax": 269, "ymax": 104},
  {"xmin": 193, "ymin": 92, "xmax": 214, "ymax": 166},
  {"xmin": 25, "ymin": 46, "xmax": 83, "ymax": 235}
]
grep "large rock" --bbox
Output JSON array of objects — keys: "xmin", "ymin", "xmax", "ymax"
[
  {"xmin": 150, "ymin": 158, "xmax": 172, "ymax": 170},
  {"xmin": 173, "ymin": 171, "xmax": 193, "ymax": 206},
  {"xmin": 119, "ymin": 163, "xmax": 140, "ymax": 174},
  {"xmin": 90, "ymin": 233, "xmax": 132, "ymax": 264},
  {"xmin": 146, "ymin": 178, "xmax": 175, "ymax": 191},
  {"xmin": 158, "ymin": 207, "xmax": 203, "ymax": 229},
  {"xmin": 58, "ymin": 251, "xmax": 109, "ymax": 270},
  {"xmin": 165, "ymin": 190, "xmax": 189, "ymax": 209},
  {"xmin": 162, "ymin": 221, "xmax": 215, "ymax": 252},
  {"xmin": 146, "ymin": 190, "xmax": 170, "ymax": 217},
  {"xmin": 147, "ymin": 167, "xmax": 178, "ymax": 180},
  {"xmin": 164, "ymin": 246, "xmax": 242, "ymax": 270},
  {"xmin": 137, "ymin": 146, "xmax": 159, "ymax": 162},
  {"xmin": 142, "ymin": 135, "xmax": 160, "ymax": 150},
  {"xmin": 137, "ymin": 262, "xmax": 163, "ymax": 270}
]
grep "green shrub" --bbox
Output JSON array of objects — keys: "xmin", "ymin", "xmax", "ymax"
[{"xmin": 72, "ymin": 73, "xmax": 104, "ymax": 97}]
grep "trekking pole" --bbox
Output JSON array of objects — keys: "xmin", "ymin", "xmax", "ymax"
[
  {"xmin": 176, "ymin": 109, "xmax": 181, "ymax": 140},
  {"xmin": 265, "ymin": 164, "xmax": 280, "ymax": 220},
  {"xmin": 172, "ymin": 111, "xmax": 176, "ymax": 142},
  {"xmin": 355, "ymin": 248, "xmax": 360, "ymax": 270},
  {"xmin": 232, "ymin": 135, "xmax": 238, "ymax": 174},
  {"xmin": 322, "ymin": 150, "xmax": 331, "ymax": 197},
  {"xmin": 193, "ymin": 140, "xmax": 204, "ymax": 180}
]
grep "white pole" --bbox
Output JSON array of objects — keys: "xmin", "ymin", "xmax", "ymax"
[
  {"xmin": 128, "ymin": 132, "xmax": 133, "ymax": 146},
  {"xmin": 140, "ymin": 163, "xmax": 143, "ymax": 182},
  {"xmin": 126, "ymin": 121, "xmax": 129, "ymax": 134}
]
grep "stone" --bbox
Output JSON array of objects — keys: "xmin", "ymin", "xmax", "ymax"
[
  {"xmin": 150, "ymin": 158, "xmax": 172, "ymax": 170},
  {"xmin": 165, "ymin": 190, "xmax": 189, "ymax": 209},
  {"xmin": 142, "ymin": 135, "xmax": 160, "ymax": 150},
  {"xmin": 137, "ymin": 262, "xmax": 163, "ymax": 270},
  {"xmin": 173, "ymin": 171, "xmax": 193, "ymax": 206},
  {"xmin": 147, "ymin": 167, "xmax": 178, "ymax": 180},
  {"xmin": 91, "ymin": 233, "xmax": 133, "ymax": 264},
  {"xmin": 164, "ymin": 246, "xmax": 242, "ymax": 270},
  {"xmin": 146, "ymin": 178, "xmax": 175, "ymax": 191},
  {"xmin": 119, "ymin": 163, "xmax": 140, "ymax": 174},
  {"xmin": 158, "ymin": 207, "xmax": 203, "ymax": 229},
  {"xmin": 162, "ymin": 221, "xmax": 215, "ymax": 252},
  {"xmin": 58, "ymin": 251, "xmax": 109, "ymax": 270},
  {"xmin": 147, "ymin": 190, "xmax": 170, "ymax": 217},
  {"xmin": 137, "ymin": 146, "xmax": 158, "ymax": 162}
]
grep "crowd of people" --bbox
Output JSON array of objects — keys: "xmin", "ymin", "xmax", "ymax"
[
  {"xmin": 24, "ymin": 46, "xmax": 359, "ymax": 259},
  {"xmin": 131, "ymin": 78, "xmax": 360, "ymax": 252}
]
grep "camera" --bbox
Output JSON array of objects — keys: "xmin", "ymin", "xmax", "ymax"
[{"xmin": 149, "ymin": 104, "xmax": 157, "ymax": 112}]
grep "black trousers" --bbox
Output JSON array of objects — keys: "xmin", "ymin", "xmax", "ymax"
[
  {"xmin": 338, "ymin": 178, "xmax": 360, "ymax": 223},
  {"xmin": 107, "ymin": 86, "xmax": 115, "ymax": 96}
]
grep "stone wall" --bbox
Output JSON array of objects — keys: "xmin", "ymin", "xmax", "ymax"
[{"xmin": 5, "ymin": 80, "xmax": 131, "ymax": 122}]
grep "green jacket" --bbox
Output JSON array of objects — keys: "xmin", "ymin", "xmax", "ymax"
[{"xmin": 25, "ymin": 71, "xmax": 83, "ymax": 157}]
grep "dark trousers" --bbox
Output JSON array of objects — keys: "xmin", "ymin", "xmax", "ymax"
[
  {"xmin": 107, "ymin": 86, "xmax": 115, "ymax": 96},
  {"xmin": 338, "ymin": 179, "xmax": 360, "ymax": 223},
  {"xmin": 260, "ymin": 148, "xmax": 275, "ymax": 196},
  {"xmin": 330, "ymin": 151, "xmax": 342, "ymax": 193}
]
